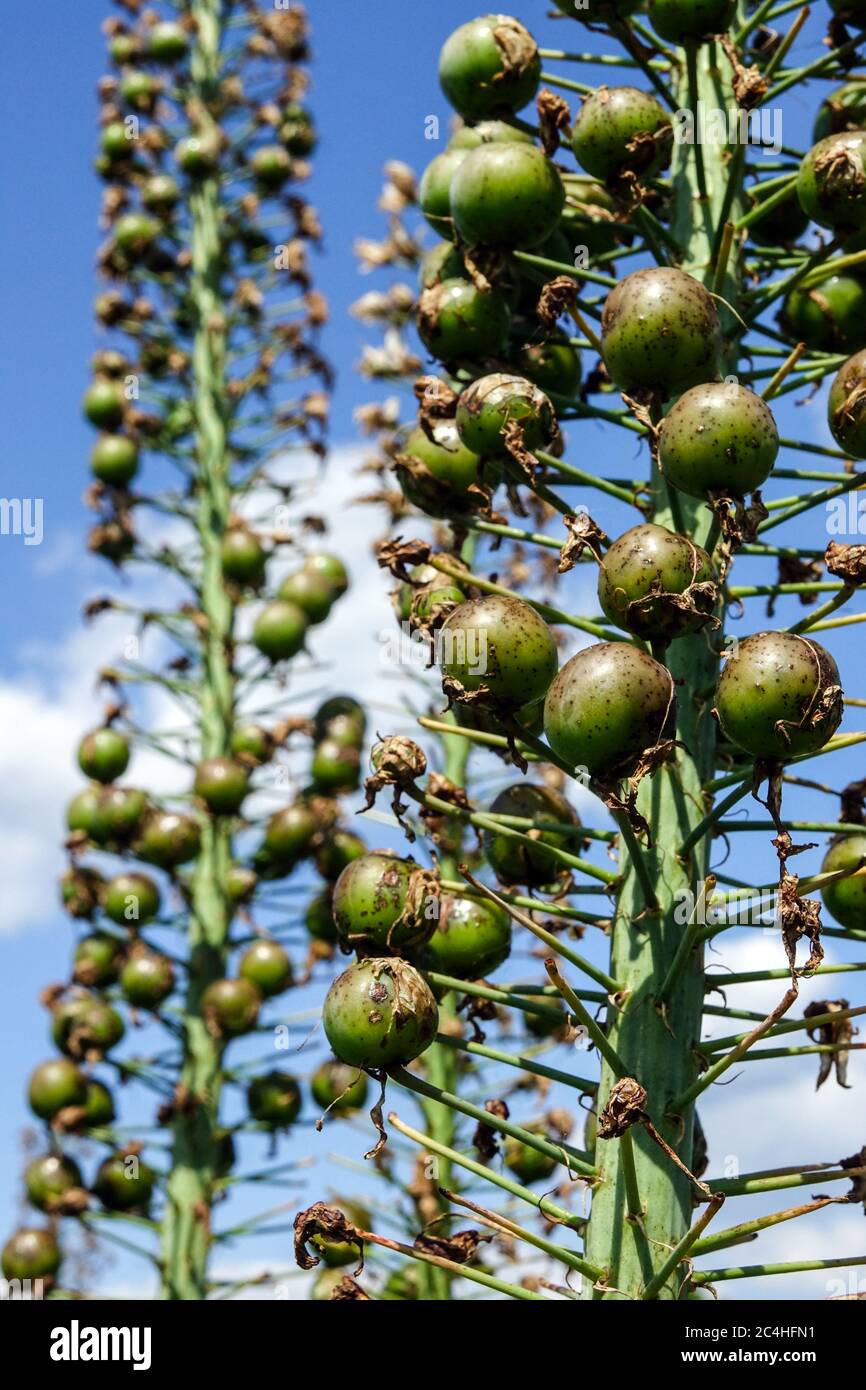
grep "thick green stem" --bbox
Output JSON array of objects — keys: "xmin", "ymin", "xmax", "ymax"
[{"xmin": 159, "ymin": 0, "xmax": 234, "ymax": 1302}]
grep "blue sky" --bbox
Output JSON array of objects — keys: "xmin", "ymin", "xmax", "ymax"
[{"xmin": 1, "ymin": 1, "xmax": 865, "ymax": 1300}]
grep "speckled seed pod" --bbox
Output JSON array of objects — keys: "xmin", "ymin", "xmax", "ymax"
[
  {"xmin": 597, "ymin": 523, "xmax": 717, "ymax": 640},
  {"xmin": 449, "ymin": 119, "xmax": 534, "ymax": 149},
  {"xmin": 571, "ymin": 86, "xmax": 672, "ymax": 183},
  {"xmin": 714, "ymin": 632, "xmax": 843, "ymax": 760},
  {"xmin": 543, "ymin": 641, "xmax": 675, "ymax": 778},
  {"xmin": 657, "ymin": 382, "xmax": 779, "ymax": 499},
  {"xmin": 417, "ymin": 278, "xmax": 511, "ymax": 363},
  {"xmin": 322, "ymin": 958, "xmax": 439, "ymax": 1070},
  {"xmin": 781, "ymin": 274, "xmax": 866, "ymax": 353},
  {"xmin": 647, "ymin": 0, "xmax": 736, "ymax": 43},
  {"xmin": 396, "ymin": 420, "xmax": 487, "ymax": 518},
  {"xmin": 450, "ymin": 143, "xmax": 565, "ymax": 249},
  {"xmin": 455, "ymin": 373, "xmax": 556, "ymax": 457},
  {"xmin": 828, "ymin": 348, "xmax": 866, "ymax": 457},
  {"xmin": 797, "ymin": 132, "xmax": 866, "ymax": 232},
  {"xmin": 820, "ymin": 832, "xmax": 866, "ymax": 930},
  {"xmin": 332, "ymin": 852, "xmax": 436, "ymax": 952},
  {"xmin": 438, "ymin": 15, "xmax": 541, "ymax": 121},
  {"xmin": 415, "ymin": 894, "xmax": 512, "ymax": 979},
  {"xmin": 484, "ymin": 781, "xmax": 579, "ymax": 886},
  {"xmin": 438, "ymin": 594, "xmax": 558, "ymax": 707},
  {"xmin": 601, "ymin": 267, "xmax": 722, "ymax": 397}
]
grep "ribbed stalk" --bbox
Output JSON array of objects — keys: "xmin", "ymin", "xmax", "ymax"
[
  {"xmin": 582, "ymin": 42, "xmax": 744, "ymax": 1299},
  {"xmin": 159, "ymin": 0, "xmax": 234, "ymax": 1301}
]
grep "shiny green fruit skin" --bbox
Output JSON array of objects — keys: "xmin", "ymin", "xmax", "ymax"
[
  {"xmin": 28, "ymin": 1059, "xmax": 87, "ymax": 1120},
  {"xmin": 484, "ymin": 782, "xmax": 578, "ymax": 886},
  {"xmin": 141, "ymin": 174, "xmax": 181, "ymax": 211},
  {"xmin": 238, "ymin": 940, "xmax": 293, "ymax": 997},
  {"xmin": 332, "ymin": 853, "xmax": 432, "ymax": 951},
  {"xmin": 25, "ymin": 1154, "xmax": 84, "ymax": 1212},
  {"xmin": 262, "ymin": 802, "xmax": 319, "ymax": 865},
  {"xmin": 438, "ymin": 594, "xmax": 558, "ymax": 707},
  {"xmin": 52, "ymin": 997, "xmax": 124, "ymax": 1058},
  {"xmin": 450, "ymin": 143, "xmax": 564, "ymax": 249},
  {"xmin": 648, "ymin": 0, "xmax": 736, "ymax": 42},
  {"xmin": 83, "ymin": 379, "xmax": 125, "ymax": 430},
  {"xmin": 135, "ymin": 811, "xmax": 200, "ymax": 867},
  {"xmin": 544, "ymin": 642, "xmax": 674, "ymax": 778},
  {"xmin": 562, "ymin": 182, "xmax": 623, "ymax": 258},
  {"xmin": 571, "ymin": 86, "xmax": 672, "ymax": 183},
  {"xmin": 176, "ymin": 134, "xmax": 220, "ymax": 176},
  {"xmin": 449, "ymin": 119, "xmax": 534, "ymax": 149},
  {"xmin": 418, "ymin": 277, "xmax": 511, "ymax": 362},
  {"xmin": 230, "ymin": 723, "xmax": 273, "ymax": 764},
  {"xmin": 113, "ymin": 212, "xmax": 160, "ymax": 254},
  {"xmin": 439, "ymin": 16, "xmax": 541, "ymax": 121},
  {"xmin": 253, "ymin": 600, "xmax": 308, "ymax": 661},
  {"xmin": 220, "ymin": 529, "xmax": 267, "ymax": 586},
  {"xmin": 601, "ymin": 266, "xmax": 721, "ymax": 397},
  {"xmin": 781, "ymin": 274, "xmax": 866, "ymax": 352},
  {"xmin": 503, "ymin": 1128, "xmax": 558, "ymax": 1183},
  {"xmin": 398, "ymin": 420, "xmax": 486, "ymax": 517},
  {"xmin": 91, "ymin": 434, "xmax": 139, "ymax": 486},
  {"xmin": 798, "ymin": 133, "xmax": 866, "ymax": 232},
  {"xmin": 149, "ymin": 20, "xmax": 189, "ymax": 62},
  {"xmin": 103, "ymin": 872, "xmax": 161, "ymax": 926},
  {"xmin": 202, "ymin": 977, "xmax": 261, "ymax": 1038},
  {"xmin": 100, "ymin": 121, "xmax": 133, "ymax": 162},
  {"xmin": 251, "ymin": 144, "xmax": 292, "ymax": 189},
  {"xmin": 316, "ymin": 829, "xmax": 366, "ymax": 882},
  {"xmin": 598, "ymin": 523, "xmax": 715, "ymax": 639},
  {"xmin": 455, "ymin": 373, "xmax": 555, "ymax": 457},
  {"xmin": 194, "ymin": 757, "xmax": 249, "ymax": 815},
  {"xmin": 314, "ymin": 696, "xmax": 366, "ymax": 746},
  {"xmin": 310, "ymin": 1060, "xmax": 369, "ymax": 1112},
  {"xmin": 73, "ymin": 933, "xmax": 122, "ymax": 987},
  {"xmin": 120, "ymin": 950, "xmax": 175, "ymax": 1008},
  {"xmin": 715, "ymin": 631, "xmax": 842, "ymax": 760},
  {"xmin": 416, "ymin": 894, "xmax": 512, "ymax": 978},
  {"xmin": 83, "ymin": 1080, "xmax": 116, "ymax": 1128},
  {"xmin": 2, "ymin": 1228, "xmax": 61, "ymax": 1282},
  {"xmin": 77, "ymin": 728, "xmax": 130, "ymax": 784},
  {"xmin": 305, "ymin": 552, "xmax": 349, "ymax": 595},
  {"xmin": 419, "ymin": 148, "xmax": 468, "ymax": 234},
  {"xmin": 311, "ymin": 738, "xmax": 361, "ymax": 794},
  {"xmin": 248, "ymin": 1071, "xmax": 302, "ymax": 1127},
  {"xmin": 518, "ymin": 339, "xmax": 581, "ymax": 398},
  {"xmin": 828, "ymin": 348, "xmax": 866, "ymax": 457},
  {"xmin": 821, "ymin": 833, "xmax": 866, "ymax": 930},
  {"xmin": 91, "ymin": 787, "xmax": 148, "ymax": 845},
  {"xmin": 658, "ymin": 383, "xmax": 779, "ymax": 500},
  {"xmin": 322, "ymin": 958, "xmax": 439, "ymax": 1070},
  {"xmin": 226, "ymin": 863, "xmax": 258, "ymax": 905},
  {"xmin": 306, "ymin": 890, "xmax": 338, "ymax": 942},
  {"xmin": 278, "ymin": 568, "xmax": 337, "ymax": 623},
  {"xmin": 94, "ymin": 1155, "xmax": 156, "ymax": 1212}
]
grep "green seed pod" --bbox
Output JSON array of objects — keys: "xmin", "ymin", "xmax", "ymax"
[
  {"xmin": 449, "ymin": 119, "xmax": 534, "ymax": 149},
  {"xmin": 714, "ymin": 631, "xmax": 843, "ymax": 760},
  {"xmin": 1, "ymin": 1228, "xmax": 62, "ymax": 1283},
  {"xmin": 647, "ymin": 0, "xmax": 736, "ymax": 43},
  {"xmin": 230, "ymin": 722, "xmax": 274, "ymax": 765},
  {"xmin": 314, "ymin": 695, "xmax": 366, "ymax": 743},
  {"xmin": 134, "ymin": 810, "xmax": 201, "ymax": 868},
  {"xmin": 571, "ymin": 86, "xmax": 672, "ymax": 183},
  {"xmin": 279, "ymin": 103, "xmax": 317, "ymax": 155},
  {"xmin": 544, "ymin": 641, "xmax": 675, "ymax": 778},
  {"xmin": 305, "ymin": 552, "xmax": 349, "ymax": 596},
  {"xmin": 438, "ymin": 594, "xmax": 558, "ymax": 708},
  {"xmin": 262, "ymin": 801, "xmax": 319, "ymax": 865},
  {"xmin": 322, "ymin": 957, "xmax": 439, "ymax": 1069},
  {"xmin": 220, "ymin": 528, "xmax": 267, "ymax": 587},
  {"xmin": 306, "ymin": 889, "xmax": 338, "ymax": 942},
  {"xmin": 438, "ymin": 16, "xmax": 541, "ymax": 121},
  {"xmin": 77, "ymin": 727, "xmax": 130, "ymax": 784},
  {"xmin": 657, "ymin": 382, "xmax": 779, "ymax": 499},
  {"xmin": 61, "ymin": 866, "xmax": 105, "ymax": 921},
  {"xmin": 113, "ymin": 212, "xmax": 161, "ymax": 256},
  {"xmin": 415, "ymin": 893, "xmax": 512, "ymax": 978},
  {"xmin": 311, "ymin": 738, "xmax": 361, "ymax": 794},
  {"xmin": 250, "ymin": 144, "xmax": 292, "ymax": 189},
  {"xmin": 781, "ymin": 274, "xmax": 866, "ymax": 352},
  {"xmin": 332, "ymin": 852, "xmax": 436, "ymax": 953},
  {"xmin": 455, "ymin": 372, "xmax": 556, "ymax": 457},
  {"xmin": 100, "ymin": 120, "xmax": 133, "ymax": 163},
  {"xmin": 252, "ymin": 600, "xmax": 308, "ymax": 662},
  {"xmin": 91, "ymin": 433, "xmax": 140, "ymax": 486},
  {"xmin": 194, "ymin": 757, "xmax": 250, "ymax": 815},
  {"xmin": 602, "ymin": 266, "xmax": 722, "ymax": 398},
  {"xmin": 103, "ymin": 871, "xmax": 161, "ymax": 926},
  {"xmin": 484, "ymin": 782, "xmax": 579, "ymax": 886},
  {"xmin": 419, "ymin": 241, "xmax": 466, "ymax": 289},
  {"xmin": 93, "ymin": 1154, "xmax": 156, "ymax": 1213},
  {"xmin": 419, "ymin": 148, "xmax": 468, "ymax": 234},
  {"xmin": 226, "ymin": 863, "xmax": 258, "ymax": 906},
  {"xmin": 120, "ymin": 948, "xmax": 175, "ymax": 1009},
  {"xmin": 201, "ymin": 977, "xmax": 262, "ymax": 1038},
  {"xmin": 28, "ymin": 1059, "xmax": 87, "ymax": 1121},
  {"xmin": 148, "ymin": 20, "xmax": 190, "ymax": 63},
  {"xmin": 175, "ymin": 132, "xmax": 221, "ymax": 177},
  {"xmin": 238, "ymin": 939, "xmax": 293, "ymax": 998},
  {"xmin": 828, "ymin": 347, "xmax": 866, "ymax": 457},
  {"xmin": 247, "ymin": 1071, "xmax": 302, "ymax": 1128},
  {"xmin": 83, "ymin": 378, "xmax": 126, "ymax": 430},
  {"xmin": 747, "ymin": 187, "xmax": 809, "ymax": 248},
  {"xmin": 450, "ymin": 142, "xmax": 564, "ymax": 249},
  {"xmin": 25, "ymin": 1154, "xmax": 85, "ymax": 1213},
  {"xmin": 90, "ymin": 786, "xmax": 149, "ymax": 846},
  {"xmin": 797, "ymin": 133, "xmax": 866, "ymax": 232},
  {"xmin": 83, "ymin": 1080, "xmax": 115, "ymax": 1129},
  {"xmin": 503, "ymin": 1123, "xmax": 558, "ymax": 1184},
  {"xmin": 598, "ymin": 523, "xmax": 717, "ymax": 640},
  {"xmin": 821, "ymin": 832, "xmax": 866, "ymax": 930},
  {"xmin": 518, "ymin": 339, "xmax": 581, "ymax": 398},
  {"xmin": 396, "ymin": 420, "xmax": 488, "ymax": 517},
  {"xmin": 141, "ymin": 173, "xmax": 181, "ymax": 212},
  {"xmin": 51, "ymin": 996, "xmax": 125, "ymax": 1059},
  {"xmin": 73, "ymin": 933, "xmax": 123, "ymax": 988},
  {"xmin": 813, "ymin": 83, "xmax": 866, "ymax": 144},
  {"xmin": 316, "ymin": 829, "xmax": 366, "ymax": 882},
  {"xmin": 278, "ymin": 568, "xmax": 338, "ymax": 623},
  {"xmin": 417, "ymin": 277, "xmax": 511, "ymax": 363},
  {"xmin": 311, "ymin": 1059, "xmax": 369, "ymax": 1113}
]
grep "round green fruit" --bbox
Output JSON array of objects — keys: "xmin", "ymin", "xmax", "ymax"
[
  {"xmin": 311, "ymin": 739, "xmax": 361, "ymax": 794},
  {"xmin": 647, "ymin": 0, "xmax": 737, "ymax": 43},
  {"xmin": 658, "ymin": 382, "xmax": 778, "ymax": 499},
  {"xmin": 798, "ymin": 133, "xmax": 866, "ymax": 232},
  {"xmin": 141, "ymin": 173, "xmax": 181, "ymax": 211},
  {"xmin": 279, "ymin": 104, "xmax": 316, "ymax": 155},
  {"xmin": 571, "ymin": 86, "xmax": 672, "ymax": 183},
  {"xmin": 194, "ymin": 757, "xmax": 250, "ymax": 815},
  {"xmin": 397, "ymin": 420, "xmax": 487, "ymax": 517},
  {"xmin": 544, "ymin": 641, "xmax": 675, "ymax": 778},
  {"xmin": 306, "ymin": 889, "xmax": 338, "ymax": 942},
  {"xmin": 252, "ymin": 600, "xmax": 308, "ymax": 662},
  {"xmin": 781, "ymin": 274, "xmax": 866, "ymax": 352},
  {"xmin": 103, "ymin": 871, "xmax": 161, "ymax": 926},
  {"xmin": 251, "ymin": 144, "xmax": 292, "ymax": 189},
  {"xmin": 52, "ymin": 996, "xmax": 124, "ymax": 1059},
  {"xmin": 311, "ymin": 1059, "xmax": 369, "ymax": 1113},
  {"xmin": 484, "ymin": 782, "xmax": 579, "ymax": 886},
  {"xmin": 134, "ymin": 810, "xmax": 201, "ymax": 868},
  {"xmin": 94, "ymin": 1154, "xmax": 156, "ymax": 1212},
  {"xmin": 83, "ymin": 1080, "xmax": 115, "ymax": 1129},
  {"xmin": 323, "ymin": 958, "xmax": 439, "ymax": 1069},
  {"xmin": 120, "ymin": 949, "xmax": 175, "ymax": 1008},
  {"xmin": 315, "ymin": 697, "xmax": 366, "ymax": 746},
  {"xmin": 416, "ymin": 894, "xmax": 512, "ymax": 978},
  {"xmin": 91, "ymin": 434, "xmax": 139, "ymax": 486},
  {"xmin": 450, "ymin": 142, "xmax": 564, "ymax": 249},
  {"xmin": 83, "ymin": 378, "xmax": 125, "ymax": 430},
  {"xmin": 518, "ymin": 339, "xmax": 581, "ymax": 398},
  {"xmin": 747, "ymin": 187, "xmax": 809, "ymax": 247},
  {"xmin": 226, "ymin": 863, "xmax": 258, "ymax": 905},
  {"xmin": 100, "ymin": 121, "xmax": 133, "ymax": 163},
  {"xmin": 238, "ymin": 939, "xmax": 293, "ymax": 997},
  {"xmin": 230, "ymin": 722, "xmax": 274, "ymax": 765},
  {"xmin": 449, "ymin": 119, "xmax": 534, "ymax": 149},
  {"xmin": 113, "ymin": 212, "xmax": 160, "ymax": 256},
  {"xmin": 278, "ymin": 568, "xmax": 337, "ymax": 623},
  {"xmin": 503, "ymin": 1125, "xmax": 558, "ymax": 1183},
  {"xmin": 202, "ymin": 977, "xmax": 261, "ymax": 1038},
  {"xmin": 176, "ymin": 133, "xmax": 220, "ymax": 176},
  {"xmin": 28, "ymin": 1059, "xmax": 87, "ymax": 1121},
  {"xmin": 821, "ymin": 833, "xmax": 866, "ymax": 930},
  {"xmin": 601, "ymin": 266, "xmax": 721, "ymax": 397},
  {"xmin": 332, "ymin": 852, "xmax": 435, "ymax": 952},
  {"xmin": 417, "ymin": 278, "xmax": 511, "ymax": 363},
  {"xmin": 221, "ymin": 528, "xmax": 267, "ymax": 587},
  {"xmin": 455, "ymin": 372, "xmax": 556, "ymax": 457},
  {"xmin": 148, "ymin": 20, "xmax": 189, "ymax": 63},
  {"xmin": 247, "ymin": 1071, "xmax": 302, "ymax": 1127},
  {"xmin": 90, "ymin": 786, "xmax": 148, "ymax": 845},
  {"xmin": 316, "ymin": 829, "xmax": 366, "ymax": 882},
  {"xmin": 262, "ymin": 802, "xmax": 319, "ymax": 865},
  {"xmin": 305, "ymin": 552, "xmax": 349, "ymax": 596},
  {"xmin": 73, "ymin": 933, "xmax": 123, "ymax": 988},
  {"xmin": 598, "ymin": 523, "xmax": 716, "ymax": 640},
  {"xmin": 828, "ymin": 348, "xmax": 866, "ymax": 457},
  {"xmin": 77, "ymin": 727, "xmax": 130, "ymax": 784},
  {"xmin": 714, "ymin": 631, "xmax": 843, "ymax": 760},
  {"xmin": 439, "ymin": 16, "xmax": 541, "ymax": 121},
  {"xmin": 25, "ymin": 1154, "xmax": 85, "ymax": 1213},
  {"xmin": 438, "ymin": 594, "xmax": 558, "ymax": 708},
  {"xmin": 813, "ymin": 84, "xmax": 866, "ymax": 144},
  {"xmin": 2, "ymin": 1228, "xmax": 61, "ymax": 1283},
  {"xmin": 419, "ymin": 148, "xmax": 468, "ymax": 234}
]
